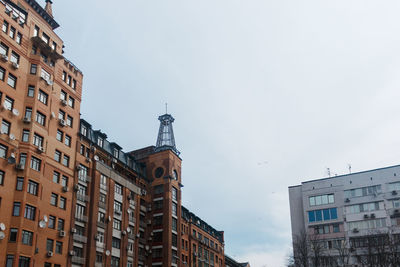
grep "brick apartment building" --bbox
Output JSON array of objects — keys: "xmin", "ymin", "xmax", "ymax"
[
  {"xmin": 0, "ymin": 1, "xmax": 227, "ymax": 266},
  {"xmin": 289, "ymin": 165, "xmax": 400, "ymax": 266}
]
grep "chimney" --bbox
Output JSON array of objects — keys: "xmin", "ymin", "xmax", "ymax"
[{"xmin": 45, "ymin": 0, "xmax": 53, "ymax": 17}]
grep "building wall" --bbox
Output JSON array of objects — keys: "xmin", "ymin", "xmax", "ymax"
[{"xmin": 289, "ymin": 165, "xmax": 400, "ymax": 265}]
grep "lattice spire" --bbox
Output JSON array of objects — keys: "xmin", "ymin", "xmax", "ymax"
[{"xmin": 155, "ymin": 113, "xmax": 180, "ymax": 155}]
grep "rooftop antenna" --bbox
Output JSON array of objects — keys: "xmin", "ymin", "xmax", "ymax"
[
  {"xmin": 165, "ymin": 103, "xmax": 168, "ymax": 114},
  {"xmin": 327, "ymin": 168, "xmax": 331, "ymax": 177},
  {"xmin": 348, "ymin": 164, "xmax": 352, "ymax": 174}
]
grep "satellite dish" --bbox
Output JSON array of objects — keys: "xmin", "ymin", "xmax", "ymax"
[
  {"xmin": 126, "ymin": 227, "xmax": 131, "ymax": 233},
  {"xmin": 0, "ymin": 232, "xmax": 4, "ymax": 240},
  {"xmin": 0, "ymin": 223, "xmax": 5, "ymax": 231},
  {"xmin": 9, "ymin": 134, "xmax": 15, "ymax": 140},
  {"xmin": 39, "ymin": 220, "xmax": 46, "ymax": 228},
  {"xmin": 12, "ymin": 109, "xmax": 19, "ymax": 116},
  {"xmin": 127, "ymin": 209, "xmax": 131, "ymax": 214},
  {"xmin": 105, "ymin": 250, "xmax": 110, "ymax": 256},
  {"xmin": 145, "ymin": 245, "xmax": 149, "ymax": 250},
  {"xmin": 43, "ymin": 215, "xmax": 48, "ymax": 222},
  {"xmin": 94, "ymin": 155, "xmax": 99, "ymax": 161}
]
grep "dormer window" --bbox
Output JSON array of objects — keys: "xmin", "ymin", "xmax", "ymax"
[
  {"xmin": 81, "ymin": 125, "xmax": 87, "ymax": 136},
  {"xmin": 113, "ymin": 148, "xmax": 119, "ymax": 158},
  {"xmin": 97, "ymin": 137, "xmax": 103, "ymax": 148}
]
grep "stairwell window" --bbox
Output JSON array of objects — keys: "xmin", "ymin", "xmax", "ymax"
[
  {"xmin": 38, "ymin": 90, "xmax": 48, "ymax": 105},
  {"xmin": 1, "ymin": 120, "xmax": 11, "ymax": 135},
  {"xmin": 4, "ymin": 96, "xmax": 14, "ymax": 110},
  {"xmin": 24, "ymin": 107, "xmax": 32, "ymax": 119},
  {"xmin": 7, "ymin": 73, "xmax": 16, "ymax": 88},
  {"xmin": 0, "ymin": 144, "xmax": 8, "ymax": 158},
  {"xmin": 2, "ymin": 20, "xmax": 8, "ymax": 33},
  {"xmin": 22, "ymin": 130, "xmax": 30, "ymax": 142},
  {"xmin": 27, "ymin": 85, "xmax": 35, "ymax": 97}
]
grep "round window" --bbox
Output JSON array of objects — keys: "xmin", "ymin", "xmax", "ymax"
[{"xmin": 155, "ymin": 167, "xmax": 164, "ymax": 178}]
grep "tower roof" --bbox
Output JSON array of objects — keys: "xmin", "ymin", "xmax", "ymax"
[{"xmin": 155, "ymin": 113, "xmax": 180, "ymax": 155}]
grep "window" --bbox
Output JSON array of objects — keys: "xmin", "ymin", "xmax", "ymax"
[
  {"xmin": 98, "ymin": 211, "xmax": 105, "ymax": 223},
  {"xmin": 55, "ymin": 241, "xmax": 63, "ymax": 254},
  {"xmin": 111, "ymin": 256, "xmax": 120, "ymax": 267},
  {"xmin": 10, "ymin": 51, "xmax": 19, "ymax": 64},
  {"xmin": 30, "ymin": 64, "xmax": 37, "ymax": 74},
  {"xmin": 40, "ymin": 68, "xmax": 50, "ymax": 81},
  {"xmin": 65, "ymin": 135, "xmax": 71, "ymax": 147},
  {"xmin": 344, "ymin": 185, "xmax": 382, "ymax": 199},
  {"xmin": 24, "ymin": 204, "xmax": 36, "ymax": 220},
  {"xmin": 333, "ymin": 224, "xmax": 340, "ymax": 233},
  {"xmin": 62, "ymin": 71, "xmax": 66, "ymax": 81},
  {"xmin": 113, "ymin": 219, "xmax": 121, "ymax": 230},
  {"xmin": 0, "ymin": 144, "xmax": 8, "ymax": 158},
  {"xmin": 97, "ymin": 137, "xmax": 104, "ymax": 147},
  {"xmin": 33, "ymin": 25, "xmax": 39, "ymax": 37},
  {"xmin": 21, "ymin": 230, "xmax": 33, "ymax": 245},
  {"xmin": 154, "ymin": 184, "xmax": 164, "ymax": 194},
  {"xmin": 115, "ymin": 183, "xmax": 122, "ymax": 195},
  {"xmin": 16, "ymin": 177, "xmax": 24, "ymax": 191},
  {"xmin": 35, "ymin": 111, "xmax": 46, "ymax": 126},
  {"xmin": 345, "ymin": 202, "xmax": 381, "ymax": 214},
  {"xmin": 51, "ymin": 41, "xmax": 57, "ymax": 50},
  {"xmin": 172, "ymin": 187, "xmax": 178, "ymax": 201},
  {"xmin": 67, "ymin": 115, "xmax": 73, "ymax": 127},
  {"xmin": 30, "ymin": 156, "xmax": 41, "ymax": 171},
  {"xmin": 99, "ymin": 193, "xmax": 106, "ymax": 204},
  {"xmin": 0, "ymin": 66, "xmax": 4, "ymax": 80},
  {"xmin": 309, "ymin": 194, "xmax": 335, "ymax": 206},
  {"xmin": 2, "ymin": 20, "xmax": 8, "ymax": 33},
  {"xmin": 72, "ymin": 79, "xmax": 76, "ymax": 89},
  {"xmin": 50, "ymin": 193, "xmax": 58, "ymax": 206},
  {"xmin": 80, "ymin": 124, "xmax": 87, "ymax": 136},
  {"xmin": 4, "ymin": 96, "xmax": 14, "ymax": 110},
  {"xmin": 24, "ymin": 107, "xmax": 32, "ymax": 120},
  {"xmin": 75, "ymin": 204, "xmax": 86, "ymax": 218},
  {"xmin": 114, "ymin": 201, "xmax": 122, "ymax": 213},
  {"xmin": 48, "ymin": 215, "xmax": 56, "ymax": 229},
  {"xmin": 54, "ymin": 150, "xmax": 61, "ymax": 162},
  {"xmin": 172, "ymin": 217, "xmax": 177, "ymax": 231},
  {"xmin": 46, "ymin": 238, "xmax": 54, "ymax": 252},
  {"xmin": 6, "ymin": 255, "xmax": 13, "ymax": 267},
  {"xmin": 113, "ymin": 148, "xmax": 119, "ymax": 158},
  {"xmin": 56, "ymin": 130, "xmax": 63, "ymax": 142},
  {"xmin": 63, "ymin": 154, "xmax": 70, "ymax": 167},
  {"xmin": 7, "ymin": 73, "xmax": 16, "ymax": 88},
  {"xmin": 53, "ymin": 171, "xmax": 60, "ymax": 183},
  {"xmin": 18, "ymin": 256, "xmax": 30, "ymax": 267},
  {"xmin": 308, "ymin": 208, "xmax": 338, "ymax": 223},
  {"xmin": 38, "ymin": 90, "xmax": 48, "ymax": 105},
  {"xmin": 12, "ymin": 202, "xmax": 20, "ymax": 216},
  {"xmin": 57, "ymin": 218, "xmax": 64, "ymax": 231},
  {"xmin": 9, "ymin": 27, "xmax": 15, "ymax": 39},
  {"xmin": 19, "ymin": 153, "xmax": 27, "ymax": 167},
  {"xmin": 67, "ymin": 75, "xmax": 71, "ymax": 85},
  {"xmin": 1, "ymin": 120, "xmax": 10, "ymax": 135},
  {"xmin": 42, "ymin": 33, "xmax": 49, "ymax": 44},
  {"xmin": 59, "ymin": 197, "xmax": 66, "ymax": 209},
  {"xmin": 31, "ymin": 45, "xmax": 37, "ymax": 54},
  {"xmin": 112, "ymin": 237, "xmax": 121, "ymax": 249},
  {"xmin": 9, "ymin": 228, "xmax": 17, "ymax": 242},
  {"xmin": 60, "ymin": 90, "xmax": 67, "ymax": 100},
  {"xmin": 16, "ymin": 32, "xmax": 22, "ymax": 44},
  {"xmin": 68, "ymin": 96, "xmax": 75, "ymax": 107},
  {"xmin": 27, "ymin": 180, "xmax": 38, "ymax": 196},
  {"xmin": 22, "ymin": 130, "xmax": 30, "ymax": 142},
  {"xmin": 61, "ymin": 176, "xmax": 68, "ymax": 187},
  {"xmin": 0, "ymin": 170, "xmax": 4, "ymax": 185},
  {"xmin": 0, "ymin": 42, "xmax": 8, "ymax": 56},
  {"xmin": 172, "ymin": 202, "xmax": 177, "ymax": 216},
  {"xmin": 27, "ymin": 85, "xmax": 35, "ymax": 97},
  {"xmin": 33, "ymin": 133, "xmax": 43, "ymax": 147},
  {"xmin": 58, "ymin": 109, "xmax": 65, "ymax": 120}
]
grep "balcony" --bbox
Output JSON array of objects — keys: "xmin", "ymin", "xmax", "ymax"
[
  {"xmin": 77, "ymin": 193, "xmax": 90, "ymax": 202},
  {"xmin": 31, "ymin": 36, "xmax": 63, "ymax": 61},
  {"xmin": 128, "ymin": 233, "xmax": 136, "ymax": 240},
  {"xmin": 129, "ymin": 200, "xmax": 135, "ymax": 207},
  {"xmin": 75, "ymin": 214, "xmax": 88, "ymax": 223},
  {"xmin": 78, "ymin": 174, "xmax": 91, "ymax": 183},
  {"xmin": 71, "ymin": 256, "xmax": 85, "ymax": 264},
  {"xmin": 99, "ymin": 202, "xmax": 106, "ymax": 209},
  {"xmin": 97, "ymin": 221, "xmax": 106, "ymax": 228},
  {"xmin": 73, "ymin": 234, "xmax": 87, "ymax": 243},
  {"xmin": 100, "ymin": 184, "xmax": 108, "ymax": 191},
  {"xmin": 140, "ymin": 205, "xmax": 147, "ymax": 212}
]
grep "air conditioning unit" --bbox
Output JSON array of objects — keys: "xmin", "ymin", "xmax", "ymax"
[
  {"xmin": 9, "ymin": 134, "xmax": 15, "ymax": 140},
  {"xmin": 23, "ymin": 117, "xmax": 31, "ymax": 124},
  {"xmin": 59, "ymin": 119, "xmax": 66, "ymax": 127},
  {"xmin": 94, "ymin": 235, "xmax": 99, "ymax": 241},
  {"xmin": 71, "ymin": 228, "xmax": 77, "ymax": 233},
  {"xmin": 352, "ymin": 228, "xmax": 359, "ymax": 233},
  {"xmin": 370, "ymin": 213, "xmax": 375, "ymax": 218},
  {"xmin": 15, "ymin": 163, "xmax": 25, "ymax": 170},
  {"xmin": 76, "ymin": 165, "xmax": 82, "ymax": 171},
  {"xmin": 47, "ymin": 251, "xmax": 54, "ymax": 257},
  {"xmin": 85, "ymin": 158, "xmax": 91, "ymax": 163},
  {"xmin": 11, "ymin": 62, "xmax": 19, "ymax": 69},
  {"xmin": 115, "ymin": 210, "xmax": 121, "ymax": 215},
  {"xmin": 74, "ymin": 184, "xmax": 79, "ymax": 191},
  {"xmin": 69, "ymin": 250, "xmax": 75, "ymax": 256},
  {"xmin": 61, "ymin": 99, "xmax": 67, "ymax": 106},
  {"xmin": 364, "ymin": 214, "xmax": 369, "ymax": 219},
  {"xmin": 147, "ymin": 220, "xmax": 151, "ymax": 225},
  {"xmin": 18, "ymin": 19, "xmax": 24, "ymax": 26},
  {"xmin": 0, "ymin": 54, "xmax": 8, "ymax": 62},
  {"xmin": 392, "ymin": 190, "xmax": 398, "ymax": 195},
  {"xmin": 5, "ymin": 8, "xmax": 11, "ymax": 14},
  {"xmin": 37, "ymin": 146, "xmax": 45, "ymax": 153},
  {"xmin": 141, "ymin": 189, "xmax": 147, "ymax": 196},
  {"xmin": 122, "ymin": 231, "xmax": 127, "ymax": 235},
  {"xmin": 62, "ymin": 186, "xmax": 69, "ymax": 192},
  {"xmin": 395, "ymin": 209, "xmax": 400, "ymax": 214},
  {"xmin": 345, "ymin": 198, "xmax": 350, "ymax": 203},
  {"xmin": 59, "ymin": 230, "xmax": 66, "ymax": 237},
  {"xmin": 46, "ymin": 79, "xmax": 54, "ymax": 86}
]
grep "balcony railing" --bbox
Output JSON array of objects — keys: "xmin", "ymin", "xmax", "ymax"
[
  {"xmin": 71, "ymin": 256, "xmax": 85, "ymax": 264},
  {"xmin": 73, "ymin": 234, "xmax": 87, "ymax": 243},
  {"xmin": 99, "ymin": 202, "xmax": 106, "ymax": 209},
  {"xmin": 100, "ymin": 184, "xmax": 107, "ymax": 191},
  {"xmin": 78, "ymin": 174, "xmax": 91, "ymax": 183},
  {"xmin": 77, "ymin": 193, "xmax": 90, "ymax": 202},
  {"xmin": 129, "ymin": 200, "xmax": 135, "ymax": 207},
  {"xmin": 97, "ymin": 221, "xmax": 106, "ymax": 228},
  {"xmin": 75, "ymin": 214, "xmax": 88, "ymax": 222}
]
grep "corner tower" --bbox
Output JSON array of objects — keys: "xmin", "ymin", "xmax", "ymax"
[{"xmin": 155, "ymin": 113, "xmax": 180, "ymax": 156}]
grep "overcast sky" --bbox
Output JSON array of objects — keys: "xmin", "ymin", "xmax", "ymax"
[{"xmin": 41, "ymin": 0, "xmax": 400, "ymax": 266}]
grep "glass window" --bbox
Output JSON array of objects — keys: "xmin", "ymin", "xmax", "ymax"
[
  {"xmin": 113, "ymin": 219, "xmax": 121, "ymax": 230},
  {"xmin": 33, "ymin": 133, "xmax": 43, "ymax": 147},
  {"xmin": 172, "ymin": 202, "xmax": 177, "ymax": 216},
  {"xmin": 0, "ymin": 66, "xmax": 4, "ymax": 80},
  {"xmin": 56, "ymin": 130, "xmax": 63, "ymax": 141},
  {"xmin": 46, "ymin": 238, "xmax": 54, "ymax": 252},
  {"xmin": 68, "ymin": 96, "xmax": 75, "ymax": 108},
  {"xmin": 57, "ymin": 218, "xmax": 64, "ymax": 231},
  {"xmin": 172, "ymin": 187, "xmax": 178, "ymax": 201},
  {"xmin": 38, "ymin": 90, "xmax": 48, "ymax": 105},
  {"xmin": 10, "ymin": 51, "xmax": 19, "ymax": 64},
  {"xmin": 0, "ymin": 144, "xmax": 8, "ymax": 158},
  {"xmin": 7, "ymin": 73, "xmax": 16, "ymax": 88},
  {"xmin": 9, "ymin": 228, "xmax": 17, "ymax": 242},
  {"xmin": 50, "ymin": 193, "xmax": 58, "ymax": 206},
  {"xmin": 60, "ymin": 90, "xmax": 67, "ymax": 100},
  {"xmin": 0, "ymin": 170, "xmax": 4, "ymax": 185},
  {"xmin": 27, "ymin": 85, "xmax": 35, "ymax": 97},
  {"xmin": 16, "ymin": 32, "xmax": 22, "ymax": 44},
  {"xmin": 18, "ymin": 256, "xmax": 30, "ymax": 267},
  {"xmin": 27, "ymin": 180, "xmax": 38, "ymax": 196},
  {"xmin": 42, "ymin": 33, "xmax": 49, "ymax": 44},
  {"xmin": 9, "ymin": 27, "xmax": 15, "ymax": 38},
  {"xmin": 21, "ymin": 230, "xmax": 33, "ymax": 245},
  {"xmin": 59, "ymin": 197, "xmax": 66, "ymax": 209},
  {"xmin": 112, "ymin": 237, "xmax": 121, "ymax": 249},
  {"xmin": 35, "ymin": 111, "xmax": 46, "ymax": 126},
  {"xmin": 30, "ymin": 156, "xmax": 41, "ymax": 171},
  {"xmin": 16, "ymin": 177, "xmax": 24, "ymax": 191},
  {"xmin": 65, "ymin": 135, "xmax": 71, "ymax": 147},
  {"xmin": 54, "ymin": 150, "xmax": 61, "ymax": 162},
  {"xmin": 115, "ymin": 183, "xmax": 122, "ymax": 195},
  {"xmin": 53, "ymin": 171, "xmax": 60, "ymax": 183},
  {"xmin": 22, "ymin": 130, "xmax": 30, "ymax": 142},
  {"xmin": 24, "ymin": 204, "xmax": 36, "ymax": 220},
  {"xmin": 12, "ymin": 202, "xmax": 20, "ymax": 216},
  {"xmin": 61, "ymin": 176, "xmax": 68, "ymax": 187},
  {"xmin": 33, "ymin": 25, "xmax": 39, "ymax": 37},
  {"xmin": 0, "ymin": 42, "xmax": 8, "ymax": 56},
  {"xmin": 67, "ymin": 115, "xmax": 73, "ymax": 127},
  {"xmin": 4, "ymin": 96, "xmax": 14, "ymax": 110},
  {"xmin": 2, "ymin": 20, "xmax": 8, "ymax": 33},
  {"xmin": 55, "ymin": 241, "xmax": 63, "ymax": 254},
  {"xmin": 63, "ymin": 154, "xmax": 70, "ymax": 167},
  {"xmin": 1, "ymin": 120, "xmax": 11, "ymax": 135},
  {"xmin": 48, "ymin": 215, "xmax": 56, "ymax": 229}
]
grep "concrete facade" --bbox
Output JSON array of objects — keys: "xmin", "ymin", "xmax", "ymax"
[{"xmin": 289, "ymin": 165, "xmax": 400, "ymax": 266}]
